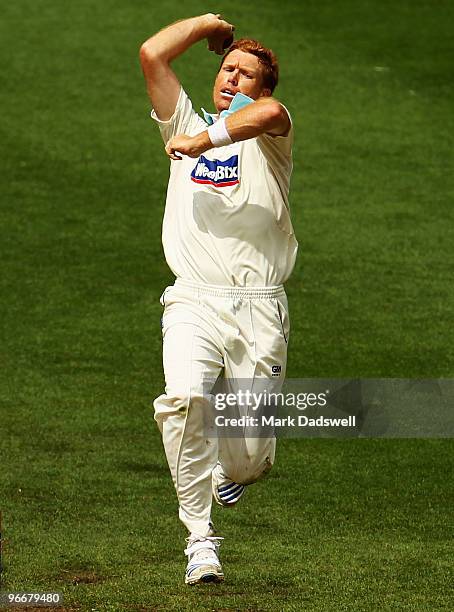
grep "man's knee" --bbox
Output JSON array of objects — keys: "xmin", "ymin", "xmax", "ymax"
[
  {"xmin": 228, "ymin": 451, "xmax": 275, "ymax": 485},
  {"xmin": 154, "ymin": 392, "xmax": 214, "ymax": 432},
  {"xmin": 153, "ymin": 392, "xmax": 187, "ymax": 432}
]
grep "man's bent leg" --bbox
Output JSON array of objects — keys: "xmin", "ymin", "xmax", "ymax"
[{"xmin": 217, "ymin": 293, "xmax": 288, "ymax": 487}]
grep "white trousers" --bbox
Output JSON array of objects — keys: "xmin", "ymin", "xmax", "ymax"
[{"xmin": 153, "ymin": 279, "xmax": 290, "ymax": 537}]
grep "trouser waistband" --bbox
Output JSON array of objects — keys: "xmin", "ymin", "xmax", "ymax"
[{"xmin": 174, "ymin": 278, "xmax": 286, "ymax": 299}]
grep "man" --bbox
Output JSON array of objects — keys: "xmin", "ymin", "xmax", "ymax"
[{"xmin": 140, "ymin": 13, "xmax": 298, "ymax": 585}]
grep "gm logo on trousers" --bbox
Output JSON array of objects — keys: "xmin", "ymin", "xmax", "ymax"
[{"xmin": 191, "ymin": 155, "xmax": 239, "ymax": 187}]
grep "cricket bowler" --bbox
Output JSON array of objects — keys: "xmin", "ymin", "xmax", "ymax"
[{"xmin": 140, "ymin": 13, "xmax": 298, "ymax": 584}]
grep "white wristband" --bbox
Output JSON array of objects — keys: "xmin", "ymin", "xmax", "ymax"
[{"xmin": 207, "ymin": 117, "xmax": 233, "ymax": 147}]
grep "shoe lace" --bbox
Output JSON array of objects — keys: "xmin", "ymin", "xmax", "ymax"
[{"xmin": 184, "ymin": 535, "xmax": 224, "ymax": 559}]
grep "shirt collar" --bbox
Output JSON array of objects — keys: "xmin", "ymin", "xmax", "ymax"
[{"xmin": 201, "ymin": 92, "xmax": 254, "ymax": 125}]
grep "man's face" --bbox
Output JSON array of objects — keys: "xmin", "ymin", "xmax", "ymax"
[{"xmin": 213, "ymin": 49, "xmax": 270, "ymax": 112}]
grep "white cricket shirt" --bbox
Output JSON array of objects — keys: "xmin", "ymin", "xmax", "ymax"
[{"xmin": 151, "ymin": 87, "xmax": 298, "ymax": 287}]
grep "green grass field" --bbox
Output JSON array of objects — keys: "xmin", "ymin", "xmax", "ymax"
[{"xmin": 1, "ymin": 1, "xmax": 453, "ymax": 610}]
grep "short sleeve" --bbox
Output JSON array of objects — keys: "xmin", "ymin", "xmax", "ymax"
[
  {"xmin": 257, "ymin": 105, "xmax": 293, "ymax": 162},
  {"xmin": 150, "ymin": 87, "xmax": 208, "ymax": 144},
  {"xmin": 256, "ymin": 106, "xmax": 294, "ymax": 194}
]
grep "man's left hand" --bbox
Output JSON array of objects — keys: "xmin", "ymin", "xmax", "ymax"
[{"xmin": 165, "ymin": 133, "xmax": 210, "ymax": 160}]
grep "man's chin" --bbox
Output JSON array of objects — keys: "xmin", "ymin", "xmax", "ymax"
[{"xmin": 214, "ymin": 99, "xmax": 231, "ymax": 113}]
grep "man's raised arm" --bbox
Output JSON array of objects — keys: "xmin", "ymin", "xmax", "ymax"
[{"xmin": 139, "ymin": 14, "xmax": 235, "ymax": 121}]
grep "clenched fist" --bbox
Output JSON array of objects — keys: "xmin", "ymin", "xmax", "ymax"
[
  {"xmin": 165, "ymin": 133, "xmax": 211, "ymax": 160},
  {"xmin": 206, "ymin": 13, "xmax": 235, "ymax": 55}
]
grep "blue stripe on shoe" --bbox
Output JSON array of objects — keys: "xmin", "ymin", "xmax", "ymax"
[
  {"xmin": 218, "ymin": 481, "xmax": 239, "ymax": 493},
  {"xmin": 223, "ymin": 491, "xmax": 244, "ymax": 503},
  {"xmin": 220, "ymin": 485, "xmax": 245, "ymax": 502},
  {"xmin": 187, "ymin": 564, "xmax": 215, "ymax": 577},
  {"xmin": 219, "ymin": 483, "xmax": 243, "ymax": 498}
]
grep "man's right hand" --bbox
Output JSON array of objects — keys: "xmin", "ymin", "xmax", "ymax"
[
  {"xmin": 140, "ymin": 14, "xmax": 235, "ymax": 121},
  {"xmin": 206, "ymin": 14, "xmax": 235, "ymax": 55}
]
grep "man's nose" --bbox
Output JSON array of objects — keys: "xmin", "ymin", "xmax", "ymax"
[{"xmin": 227, "ymin": 70, "xmax": 239, "ymax": 85}]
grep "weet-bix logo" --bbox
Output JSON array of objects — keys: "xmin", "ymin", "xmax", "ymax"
[{"xmin": 191, "ymin": 155, "xmax": 239, "ymax": 188}]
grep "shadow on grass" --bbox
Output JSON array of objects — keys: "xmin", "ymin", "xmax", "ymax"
[
  {"xmin": 118, "ymin": 461, "xmax": 169, "ymax": 475},
  {"xmin": 55, "ymin": 559, "xmax": 109, "ymax": 586}
]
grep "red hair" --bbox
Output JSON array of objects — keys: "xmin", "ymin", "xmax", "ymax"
[{"xmin": 219, "ymin": 38, "xmax": 279, "ymax": 94}]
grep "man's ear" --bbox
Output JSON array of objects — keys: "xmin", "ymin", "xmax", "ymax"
[{"xmin": 260, "ymin": 88, "xmax": 272, "ymax": 98}]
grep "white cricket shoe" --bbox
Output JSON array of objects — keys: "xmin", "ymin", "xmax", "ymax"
[
  {"xmin": 212, "ymin": 462, "xmax": 246, "ymax": 507},
  {"xmin": 184, "ymin": 535, "xmax": 224, "ymax": 585}
]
